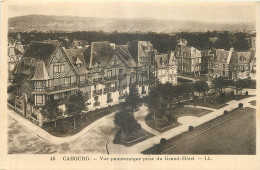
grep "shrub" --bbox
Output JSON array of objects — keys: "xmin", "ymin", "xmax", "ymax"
[
  {"xmin": 245, "ymin": 91, "xmax": 248, "ymax": 95},
  {"xmin": 224, "ymin": 110, "xmax": 228, "ymax": 115},
  {"xmin": 160, "ymin": 138, "xmax": 167, "ymax": 145},
  {"xmin": 189, "ymin": 126, "xmax": 194, "ymax": 131},
  {"xmin": 220, "ymin": 93, "xmax": 226, "ymax": 98},
  {"xmin": 231, "ymin": 91, "xmax": 235, "ymax": 96},
  {"xmin": 239, "ymin": 103, "xmax": 243, "ymax": 108}
]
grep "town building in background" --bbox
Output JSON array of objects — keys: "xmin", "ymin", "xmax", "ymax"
[
  {"xmin": 153, "ymin": 51, "xmax": 177, "ymax": 85},
  {"xmin": 8, "ymin": 33, "xmax": 24, "ymax": 83},
  {"xmin": 201, "ymin": 47, "xmax": 256, "ymax": 80},
  {"xmin": 174, "ymin": 39, "xmax": 202, "ymax": 74},
  {"xmin": 11, "ymin": 39, "xmax": 161, "ymax": 122}
]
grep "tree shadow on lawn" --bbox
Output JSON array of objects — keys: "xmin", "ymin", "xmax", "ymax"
[
  {"xmin": 145, "ymin": 107, "xmax": 212, "ymax": 133},
  {"xmin": 42, "ymin": 105, "xmax": 119, "ymax": 137},
  {"xmin": 113, "ymin": 127, "xmax": 153, "ymax": 147}
]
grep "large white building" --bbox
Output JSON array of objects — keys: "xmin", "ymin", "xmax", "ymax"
[{"xmin": 153, "ymin": 51, "xmax": 177, "ymax": 85}]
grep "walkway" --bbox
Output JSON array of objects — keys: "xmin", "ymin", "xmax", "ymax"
[
  {"xmin": 107, "ymin": 96, "xmax": 256, "ymax": 154},
  {"xmin": 8, "ymin": 109, "xmax": 116, "ymax": 145},
  {"xmin": 135, "ymin": 106, "xmax": 161, "ymax": 136},
  {"xmin": 184, "ymin": 105, "xmax": 217, "ymax": 111}
]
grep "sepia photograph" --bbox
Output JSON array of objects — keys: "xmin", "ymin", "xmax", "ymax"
[{"xmin": 1, "ymin": 0, "xmax": 259, "ymax": 169}]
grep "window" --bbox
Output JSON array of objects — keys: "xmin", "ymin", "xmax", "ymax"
[
  {"xmin": 107, "ymin": 93, "xmax": 111, "ymax": 100},
  {"xmin": 65, "ymin": 77, "xmax": 71, "ymax": 85},
  {"xmin": 48, "ymin": 79, "xmax": 54, "ymax": 87},
  {"xmin": 160, "ymin": 57, "xmax": 162, "ymax": 64},
  {"xmin": 131, "ymin": 68, "xmax": 135, "ymax": 73},
  {"xmin": 142, "ymin": 86, "xmax": 145, "ymax": 93},
  {"xmin": 35, "ymin": 81, "xmax": 43, "ymax": 89},
  {"xmin": 130, "ymin": 77, "xmax": 134, "ymax": 83},
  {"xmin": 80, "ymin": 75, "xmax": 85, "ymax": 82},
  {"xmin": 119, "ymin": 68, "xmax": 123, "ymax": 74},
  {"xmin": 94, "ymin": 96, "xmax": 99, "ymax": 101},
  {"xmin": 54, "ymin": 63, "xmax": 65, "ymax": 73},
  {"xmin": 36, "ymin": 95, "xmax": 43, "ymax": 104},
  {"xmin": 54, "ymin": 65, "xmax": 59, "ymax": 73},
  {"xmin": 107, "ymin": 70, "xmax": 112, "ymax": 77}
]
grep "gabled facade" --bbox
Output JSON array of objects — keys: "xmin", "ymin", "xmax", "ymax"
[
  {"xmin": 201, "ymin": 48, "xmax": 235, "ymax": 79},
  {"xmin": 128, "ymin": 41, "xmax": 154, "ymax": 96},
  {"xmin": 201, "ymin": 47, "xmax": 255, "ymax": 80},
  {"xmin": 13, "ymin": 40, "xmax": 79, "ymax": 107},
  {"xmin": 8, "ymin": 33, "xmax": 25, "ymax": 83},
  {"xmin": 174, "ymin": 39, "xmax": 201, "ymax": 74},
  {"xmin": 82, "ymin": 42, "xmax": 140, "ymax": 111},
  {"xmin": 12, "ymin": 40, "xmax": 155, "ymax": 115},
  {"xmin": 153, "ymin": 51, "xmax": 177, "ymax": 85}
]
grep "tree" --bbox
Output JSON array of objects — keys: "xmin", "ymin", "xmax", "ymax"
[
  {"xmin": 43, "ymin": 98, "xmax": 62, "ymax": 128},
  {"xmin": 114, "ymin": 103, "xmax": 140, "ymax": 136},
  {"xmin": 147, "ymin": 86, "xmax": 163, "ymax": 127},
  {"xmin": 125, "ymin": 83, "xmax": 140, "ymax": 114},
  {"xmin": 235, "ymin": 79, "xmax": 248, "ymax": 96},
  {"xmin": 65, "ymin": 91, "xmax": 86, "ymax": 129},
  {"xmin": 212, "ymin": 77, "xmax": 226, "ymax": 95},
  {"xmin": 193, "ymin": 81, "xmax": 209, "ymax": 102}
]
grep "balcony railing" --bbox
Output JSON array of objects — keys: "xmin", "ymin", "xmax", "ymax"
[
  {"xmin": 104, "ymin": 87, "xmax": 116, "ymax": 94},
  {"xmin": 107, "ymin": 99, "xmax": 113, "ymax": 103},
  {"xmin": 93, "ymin": 89, "xmax": 102, "ymax": 96},
  {"xmin": 118, "ymin": 84, "xmax": 127, "ymax": 90},
  {"xmin": 118, "ymin": 73, "xmax": 127, "ymax": 80},
  {"xmin": 138, "ymin": 80, "xmax": 150, "ymax": 85},
  {"xmin": 119, "ymin": 95, "xmax": 127, "ymax": 100},
  {"xmin": 79, "ymin": 80, "xmax": 90, "ymax": 87},
  {"xmin": 141, "ymin": 71, "xmax": 148, "ymax": 76},
  {"xmin": 104, "ymin": 75, "xmax": 117, "ymax": 81},
  {"xmin": 94, "ymin": 102, "xmax": 100, "ymax": 107},
  {"xmin": 37, "ymin": 82, "xmax": 78, "ymax": 92},
  {"xmin": 93, "ymin": 77, "xmax": 103, "ymax": 83}
]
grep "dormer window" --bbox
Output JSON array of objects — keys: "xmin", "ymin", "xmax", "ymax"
[{"xmin": 75, "ymin": 57, "xmax": 82, "ymax": 68}]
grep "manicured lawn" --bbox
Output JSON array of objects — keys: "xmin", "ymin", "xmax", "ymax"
[
  {"xmin": 145, "ymin": 107, "xmax": 211, "ymax": 133},
  {"xmin": 191, "ymin": 95, "xmax": 254, "ymax": 109},
  {"xmin": 169, "ymin": 107, "xmax": 212, "ymax": 117},
  {"xmin": 42, "ymin": 105, "xmax": 119, "ymax": 137},
  {"xmin": 145, "ymin": 115, "xmax": 181, "ymax": 133},
  {"xmin": 143, "ymin": 107, "xmax": 256, "ymax": 155},
  {"xmin": 114, "ymin": 128, "xmax": 153, "ymax": 147}
]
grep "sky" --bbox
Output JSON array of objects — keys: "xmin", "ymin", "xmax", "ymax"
[{"xmin": 7, "ymin": 1, "xmax": 257, "ymax": 23}]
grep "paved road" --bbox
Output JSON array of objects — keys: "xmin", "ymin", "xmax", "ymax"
[
  {"xmin": 8, "ymin": 96, "xmax": 256, "ymax": 154},
  {"xmin": 8, "ymin": 112, "xmax": 116, "ymax": 154}
]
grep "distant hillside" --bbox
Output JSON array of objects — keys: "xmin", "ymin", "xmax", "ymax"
[{"xmin": 8, "ymin": 15, "xmax": 255, "ymax": 33}]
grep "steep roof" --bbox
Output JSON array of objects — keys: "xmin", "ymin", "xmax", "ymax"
[
  {"xmin": 31, "ymin": 62, "xmax": 50, "ymax": 80},
  {"xmin": 127, "ymin": 40, "xmax": 139, "ymax": 64},
  {"xmin": 115, "ymin": 45, "xmax": 136, "ymax": 68},
  {"xmin": 8, "ymin": 46, "xmax": 23, "ymax": 56},
  {"xmin": 84, "ymin": 41, "xmax": 115, "ymax": 68},
  {"xmin": 64, "ymin": 48, "xmax": 88, "ymax": 75},
  {"xmin": 128, "ymin": 41, "xmax": 153, "ymax": 66},
  {"xmin": 215, "ymin": 49, "xmax": 230, "ymax": 62},
  {"xmin": 176, "ymin": 44, "xmax": 201, "ymax": 58},
  {"xmin": 23, "ymin": 41, "xmax": 61, "ymax": 67},
  {"xmin": 237, "ymin": 51, "xmax": 253, "ymax": 64},
  {"xmin": 154, "ymin": 53, "xmax": 168, "ymax": 69}
]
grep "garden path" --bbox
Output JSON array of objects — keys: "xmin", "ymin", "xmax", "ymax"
[{"xmin": 107, "ymin": 96, "xmax": 256, "ymax": 154}]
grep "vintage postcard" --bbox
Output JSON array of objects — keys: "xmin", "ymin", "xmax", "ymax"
[{"xmin": 0, "ymin": 0, "xmax": 259, "ymax": 169}]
